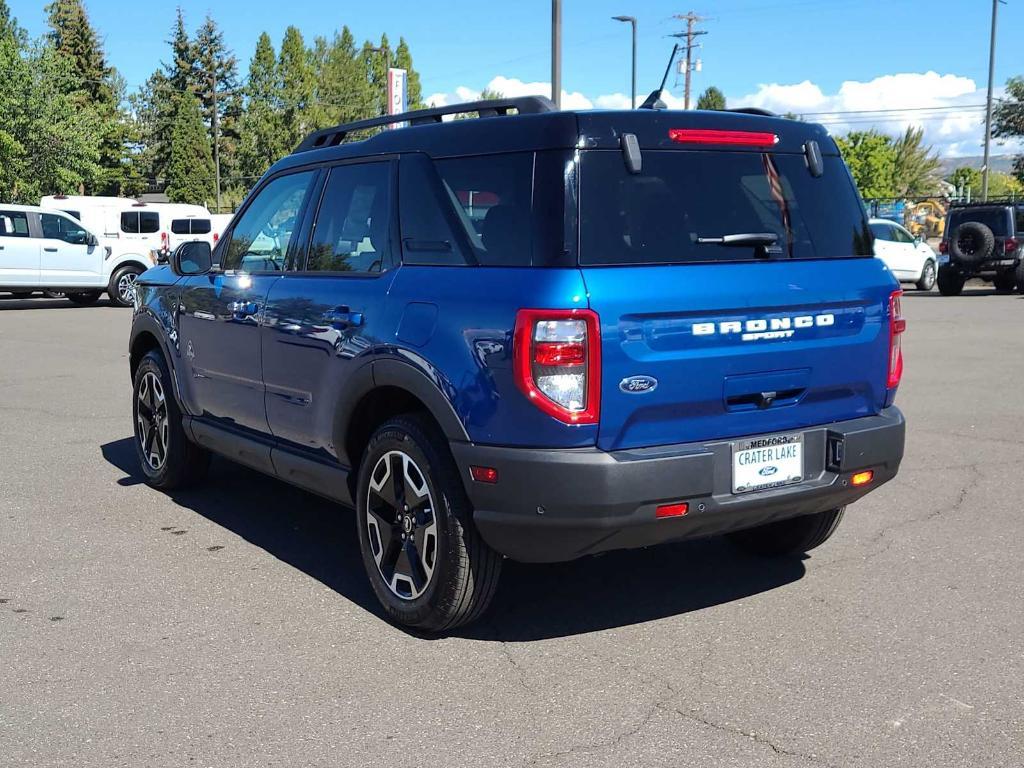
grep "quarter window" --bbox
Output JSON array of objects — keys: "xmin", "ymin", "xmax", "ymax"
[
  {"xmin": 0, "ymin": 211, "xmax": 30, "ymax": 237},
  {"xmin": 306, "ymin": 163, "xmax": 393, "ymax": 273},
  {"xmin": 223, "ymin": 170, "xmax": 315, "ymax": 272}
]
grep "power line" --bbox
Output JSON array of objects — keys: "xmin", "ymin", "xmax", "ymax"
[{"xmin": 670, "ymin": 12, "xmax": 709, "ymax": 110}]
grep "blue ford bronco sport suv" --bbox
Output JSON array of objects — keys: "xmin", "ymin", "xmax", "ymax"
[{"xmin": 129, "ymin": 96, "xmax": 906, "ymax": 631}]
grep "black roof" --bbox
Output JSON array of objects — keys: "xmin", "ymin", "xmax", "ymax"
[{"xmin": 269, "ymin": 102, "xmax": 837, "ymax": 177}]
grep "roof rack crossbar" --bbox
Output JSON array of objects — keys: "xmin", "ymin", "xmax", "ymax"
[{"xmin": 295, "ymin": 96, "xmax": 557, "ymax": 153}]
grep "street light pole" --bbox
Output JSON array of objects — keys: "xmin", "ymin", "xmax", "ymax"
[
  {"xmin": 551, "ymin": 0, "xmax": 562, "ymax": 108},
  {"xmin": 981, "ymin": 0, "xmax": 1000, "ymax": 201},
  {"xmin": 612, "ymin": 15, "xmax": 637, "ymax": 109}
]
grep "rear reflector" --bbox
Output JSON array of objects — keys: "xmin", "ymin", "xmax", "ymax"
[
  {"xmin": 656, "ymin": 502, "xmax": 689, "ymax": 519},
  {"xmin": 470, "ymin": 466, "xmax": 499, "ymax": 484},
  {"xmin": 851, "ymin": 470, "xmax": 873, "ymax": 487},
  {"xmin": 668, "ymin": 128, "xmax": 779, "ymax": 147},
  {"xmin": 887, "ymin": 290, "xmax": 905, "ymax": 389}
]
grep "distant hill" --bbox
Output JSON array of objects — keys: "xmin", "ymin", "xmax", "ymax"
[{"xmin": 939, "ymin": 154, "xmax": 1016, "ymax": 175}]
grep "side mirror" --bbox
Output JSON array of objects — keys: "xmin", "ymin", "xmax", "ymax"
[
  {"xmin": 172, "ymin": 241, "xmax": 213, "ymax": 276},
  {"xmin": 87, "ymin": 232, "xmax": 99, "ymax": 247},
  {"xmin": 913, "ymin": 234, "xmax": 923, "ymax": 245}
]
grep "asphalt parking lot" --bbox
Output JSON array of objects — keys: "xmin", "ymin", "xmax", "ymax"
[{"xmin": 1, "ymin": 287, "xmax": 1022, "ymax": 768}]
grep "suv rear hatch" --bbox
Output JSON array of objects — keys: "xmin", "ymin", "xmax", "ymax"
[{"xmin": 575, "ymin": 114, "xmax": 899, "ymax": 451}]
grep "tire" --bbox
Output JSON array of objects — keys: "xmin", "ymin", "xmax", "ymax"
[
  {"xmin": 937, "ymin": 265, "xmax": 965, "ymax": 296},
  {"xmin": 132, "ymin": 349, "xmax": 210, "ymax": 490},
  {"xmin": 727, "ymin": 507, "xmax": 845, "ymax": 557},
  {"xmin": 109, "ymin": 265, "xmax": 143, "ymax": 308},
  {"xmin": 66, "ymin": 291, "xmax": 102, "ymax": 305},
  {"xmin": 993, "ymin": 270, "xmax": 1017, "ymax": 293},
  {"xmin": 356, "ymin": 414, "xmax": 502, "ymax": 632},
  {"xmin": 949, "ymin": 221, "xmax": 995, "ymax": 264},
  {"xmin": 44, "ymin": 290, "xmax": 66, "ymax": 299},
  {"xmin": 1017, "ymin": 261, "xmax": 1024, "ymax": 293},
  {"xmin": 915, "ymin": 259, "xmax": 936, "ymax": 291}
]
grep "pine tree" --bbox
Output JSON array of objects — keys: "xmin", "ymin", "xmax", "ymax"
[
  {"xmin": 165, "ymin": 91, "xmax": 215, "ymax": 204},
  {"xmin": 393, "ymin": 37, "xmax": 422, "ymax": 109},
  {"xmin": 45, "ymin": 0, "xmax": 129, "ymax": 193},
  {"xmin": 310, "ymin": 26, "xmax": 372, "ymax": 129},
  {"xmin": 696, "ymin": 86, "xmax": 726, "ymax": 111},
  {"xmin": 237, "ymin": 31, "xmax": 284, "ymax": 180},
  {"xmin": 278, "ymin": 26, "xmax": 314, "ymax": 150},
  {"xmin": 194, "ymin": 14, "xmax": 240, "ymax": 199},
  {"xmin": 167, "ymin": 8, "xmax": 196, "ymax": 93}
]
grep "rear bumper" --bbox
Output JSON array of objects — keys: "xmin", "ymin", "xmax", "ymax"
[{"xmin": 453, "ymin": 407, "xmax": 905, "ymax": 563}]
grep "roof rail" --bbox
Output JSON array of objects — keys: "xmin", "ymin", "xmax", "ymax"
[
  {"xmin": 295, "ymin": 96, "xmax": 558, "ymax": 153},
  {"xmin": 727, "ymin": 107, "xmax": 776, "ymax": 117},
  {"xmin": 949, "ymin": 197, "xmax": 1022, "ymax": 207}
]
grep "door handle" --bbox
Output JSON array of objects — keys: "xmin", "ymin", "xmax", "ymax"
[
  {"xmin": 43, "ymin": 247, "xmax": 58, "ymax": 252},
  {"xmin": 229, "ymin": 300, "xmax": 260, "ymax": 319},
  {"xmin": 323, "ymin": 306, "xmax": 364, "ymax": 328}
]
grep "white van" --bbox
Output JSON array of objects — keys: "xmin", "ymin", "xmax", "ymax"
[
  {"xmin": 40, "ymin": 196, "xmax": 214, "ymax": 258},
  {"xmin": 1, "ymin": 204, "xmax": 155, "ymax": 306}
]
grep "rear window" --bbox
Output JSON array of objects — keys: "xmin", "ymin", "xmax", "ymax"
[
  {"xmin": 579, "ymin": 151, "xmax": 873, "ymax": 265},
  {"xmin": 948, "ymin": 208, "xmax": 1010, "ymax": 237},
  {"xmin": 170, "ymin": 218, "xmax": 212, "ymax": 235},
  {"xmin": 61, "ymin": 209, "xmax": 81, "ymax": 221},
  {"xmin": 0, "ymin": 211, "xmax": 29, "ymax": 237}
]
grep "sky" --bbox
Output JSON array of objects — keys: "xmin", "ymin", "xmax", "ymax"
[{"xmin": 10, "ymin": 0, "xmax": 1024, "ymax": 158}]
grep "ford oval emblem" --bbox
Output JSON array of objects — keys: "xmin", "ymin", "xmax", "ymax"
[
  {"xmin": 619, "ymin": 375, "xmax": 658, "ymax": 394},
  {"xmin": 758, "ymin": 465, "xmax": 779, "ymax": 477}
]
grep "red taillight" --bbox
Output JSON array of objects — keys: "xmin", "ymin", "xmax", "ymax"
[
  {"xmin": 213, "ymin": 232, "xmax": 219, "ymax": 243},
  {"xmin": 668, "ymin": 128, "xmax": 779, "ymax": 147},
  {"xmin": 534, "ymin": 341, "xmax": 585, "ymax": 367},
  {"xmin": 1005, "ymin": 238, "xmax": 1019, "ymax": 254},
  {"xmin": 470, "ymin": 466, "xmax": 499, "ymax": 484},
  {"xmin": 887, "ymin": 290, "xmax": 905, "ymax": 389},
  {"xmin": 161, "ymin": 231, "xmax": 168, "ymax": 245},
  {"xmin": 656, "ymin": 502, "xmax": 689, "ymax": 519},
  {"xmin": 938, "ymin": 241, "xmax": 948, "ymax": 254},
  {"xmin": 513, "ymin": 308, "xmax": 601, "ymax": 425}
]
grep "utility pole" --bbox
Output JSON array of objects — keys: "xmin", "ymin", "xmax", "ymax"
[
  {"xmin": 551, "ymin": 0, "xmax": 562, "ymax": 108},
  {"xmin": 981, "ymin": 0, "xmax": 1000, "ymax": 201},
  {"xmin": 674, "ymin": 12, "xmax": 707, "ymax": 110},
  {"xmin": 612, "ymin": 16, "xmax": 637, "ymax": 108},
  {"xmin": 211, "ymin": 71, "xmax": 221, "ymax": 213}
]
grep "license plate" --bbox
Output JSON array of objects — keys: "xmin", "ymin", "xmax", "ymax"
[{"xmin": 732, "ymin": 433, "xmax": 804, "ymax": 494}]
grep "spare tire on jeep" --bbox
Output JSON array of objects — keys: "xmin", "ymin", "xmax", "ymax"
[{"xmin": 950, "ymin": 221, "xmax": 995, "ymax": 263}]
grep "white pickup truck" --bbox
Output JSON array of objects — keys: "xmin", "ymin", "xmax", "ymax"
[{"xmin": 0, "ymin": 204, "xmax": 154, "ymax": 306}]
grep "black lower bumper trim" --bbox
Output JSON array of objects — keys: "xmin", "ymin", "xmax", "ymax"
[{"xmin": 452, "ymin": 408, "xmax": 905, "ymax": 563}]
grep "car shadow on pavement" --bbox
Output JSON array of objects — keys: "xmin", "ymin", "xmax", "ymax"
[
  {"xmin": 101, "ymin": 437, "xmax": 806, "ymax": 641},
  {"xmin": 0, "ymin": 297, "xmax": 115, "ymax": 310}
]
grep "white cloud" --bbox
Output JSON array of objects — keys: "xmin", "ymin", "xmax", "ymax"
[
  {"xmin": 426, "ymin": 70, "xmax": 1021, "ymax": 159},
  {"xmin": 732, "ymin": 71, "xmax": 1020, "ymax": 158}
]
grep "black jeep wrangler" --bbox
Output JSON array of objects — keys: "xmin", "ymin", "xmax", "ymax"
[{"xmin": 937, "ymin": 200, "xmax": 1024, "ymax": 295}]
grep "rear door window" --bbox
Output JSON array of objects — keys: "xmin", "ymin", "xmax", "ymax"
[
  {"xmin": 1015, "ymin": 207, "xmax": 1024, "ymax": 234},
  {"xmin": 579, "ymin": 151, "xmax": 873, "ymax": 264},
  {"xmin": 171, "ymin": 218, "xmax": 213, "ymax": 235},
  {"xmin": 870, "ymin": 222, "xmax": 893, "ymax": 240},
  {"xmin": 0, "ymin": 211, "xmax": 30, "ymax": 237},
  {"xmin": 306, "ymin": 162, "xmax": 393, "ymax": 273}
]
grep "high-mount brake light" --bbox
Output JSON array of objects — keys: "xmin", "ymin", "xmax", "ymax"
[
  {"xmin": 668, "ymin": 128, "xmax": 779, "ymax": 147},
  {"xmin": 513, "ymin": 309, "xmax": 601, "ymax": 425},
  {"xmin": 887, "ymin": 290, "xmax": 906, "ymax": 389}
]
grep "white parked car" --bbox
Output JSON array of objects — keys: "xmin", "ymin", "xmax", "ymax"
[
  {"xmin": 40, "ymin": 195, "xmax": 214, "ymax": 261},
  {"xmin": 870, "ymin": 217, "xmax": 937, "ymax": 291},
  {"xmin": 0, "ymin": 204, "xmax": 155, "ymax": 306}
]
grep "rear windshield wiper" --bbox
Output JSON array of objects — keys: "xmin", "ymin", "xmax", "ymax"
[{"xmin": 694, "ymin": 233, "xmax": 779, "ymax": 247}]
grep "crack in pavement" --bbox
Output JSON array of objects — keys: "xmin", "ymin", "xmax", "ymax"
[
  {"xmin": 499, "ymin": 643, "xmax": 537, "ymax": 696},
  {"xmin": 825, "ymin": 462, "xmax": 985, "ymax": 568},
  {"xmin": 662, "ymin": 703, "xmax": 833, "ymax": 766}
]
